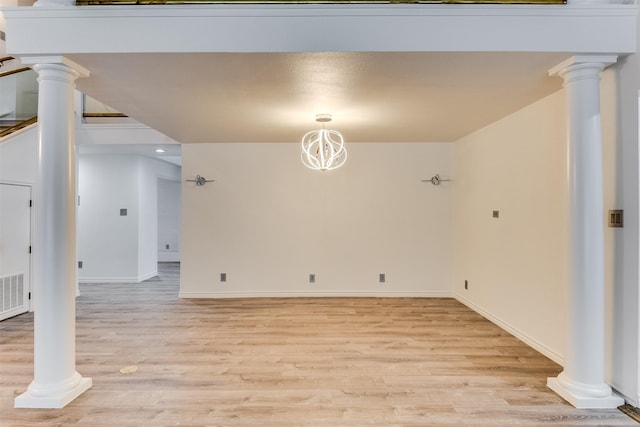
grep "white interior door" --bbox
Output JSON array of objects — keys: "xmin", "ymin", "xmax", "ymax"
[{"xmin": 0, "ymin": 183, "xmax": 31, "ymax": 321}]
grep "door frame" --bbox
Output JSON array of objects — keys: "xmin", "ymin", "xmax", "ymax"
[{"xmin": 0, "ymin": 180, "xmax": 33, "ymax": 315}]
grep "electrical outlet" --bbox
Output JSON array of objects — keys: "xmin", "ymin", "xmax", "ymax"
[
  {"xmin": 379, "ymin": 273, "xmax": 386, "ymax": 283},
  {"xmin": 309, "ymin": 273, "xmax": 315, "ymax": 284},
  {"xmin": 78, "ymin": 261, "xmax": 83, "ymax": 269},
  {"xmin": 464, "ymin": 280, "xmax": 468, "ymax": 290},
  {"xmin": 220, "ymin": 273, "xmax": 227, "ymax": 282},
  {"xmin": 608, "ymin": 210, "xmax": 623, "ymax": 228},
  {"xmin": 492, "ymin": 210, "xmax": 499, "ymax": 218},
  {"xmin": 165, "ymin": 244, "xmax": 170, "ymax": 249}
]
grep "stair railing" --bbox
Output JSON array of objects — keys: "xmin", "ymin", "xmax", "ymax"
[{"xmin": 0, "ymin": 65, "xmax": 38, "ymax": 139}]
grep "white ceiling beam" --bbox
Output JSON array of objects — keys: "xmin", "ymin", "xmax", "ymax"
[{"xmin": 2, "ymin": 4, "xmax": 636, "ymax": 55}]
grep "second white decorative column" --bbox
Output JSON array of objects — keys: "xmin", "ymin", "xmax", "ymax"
[
  {"xmin": 546, "ymin": 55, "xmax": 623, "ymax": 409},
  {"xmin": 14, "ymin": 56, "xmax": 91, "ymax": 409}
]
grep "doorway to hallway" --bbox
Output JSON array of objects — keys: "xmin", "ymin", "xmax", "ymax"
[{"xmin": 157, "ymin": 178, "xmax": 181, "ymax": 263}]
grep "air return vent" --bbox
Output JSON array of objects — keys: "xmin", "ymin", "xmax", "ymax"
[{"xmin": 1, "ymin": 273, "xmax": 24, "ymax": 314}]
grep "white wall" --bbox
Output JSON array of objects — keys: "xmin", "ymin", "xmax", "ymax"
[
  {"xmin": 77, "ymin": 154, "xmax": 140, "ymax": 282},
  {"xmin": 454, "ymin": 63, "xmax": 640, "ymax": 406},
  {"xmin": 0, "ymin": 72, "xmax": 17, "ymax": 119},
  {"xmin": 0, "ymin": 10, "xmax": 6, "ymax": 58},
  {"xmin": 158, "ymin": 178, "xmax": 181, "ymax": 262},
  {"xmin": 137, "ymin": 157, "xmax": 158, "ymax": 281},
  {"xmin": 601, "ymin": 51, "xmax": 640, "ymax": 405},
  {"xmin": 139, "ymin": 156, "xmax": 181, "ymax": 274},
  {"xmin": 77, "ymin": 153, "xmax": 181, "ymax": 283},
  {"xmin": 180, "ymin": 142, "xmax": 454, "ymax": 297},
  {"xmin": 454, "ymin": 91, "xmax": 568, "ymax": 363},
  {"xmin": 0, "ymin": 126, "xmax": 37, "ymax": 184}
]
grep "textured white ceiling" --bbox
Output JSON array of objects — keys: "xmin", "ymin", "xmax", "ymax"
[{"xmin": 71, "ymin": 51, "xmax": 569, "ymax": 144}]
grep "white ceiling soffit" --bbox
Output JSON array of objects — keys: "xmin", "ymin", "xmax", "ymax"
[
  {"xmin": 70, "ymin": 51, "xmax": 571, "ymax": 144},
  {"xmin": 78, "ymin": 143, "xmax": 182, "ymax": 165},
  {"xmin": 4, "ymin": 3, "xmax": 634, "ymax": 144},
  {"xmin": 4, "ymin": 4, "xmax": 635, "ymax": 54}
]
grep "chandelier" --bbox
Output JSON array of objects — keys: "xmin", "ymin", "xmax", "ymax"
[{"xmin": 301, "ymin": 114, "xmax": 347, "ymax": 171}]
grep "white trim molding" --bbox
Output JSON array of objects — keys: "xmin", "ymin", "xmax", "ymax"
[
  {"xmin": 3, "ymin": 4, "xmax": 636, "ymax": 55},
  {"xmin": 179, "ymin": 291, "xmax": 453, "ymax": 299},
  {"xmin": 455, "ymin": 293, "xmax": 563, "ymax": 365},
  {"xmin": 80, "ymin": 271, "xmax": 157, "ymax": 284}
]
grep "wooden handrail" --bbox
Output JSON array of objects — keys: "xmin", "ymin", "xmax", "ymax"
[
  {"xmin": 0, "ymin": 66, "xmax": 31, "ymax": 79},
  {"xmin": 82, "ymin": 112, "xmax": 129, "ymax": 118},
  {"xmin": 0, "ymin": 116, "xmax": 37, "ymax": 139}
]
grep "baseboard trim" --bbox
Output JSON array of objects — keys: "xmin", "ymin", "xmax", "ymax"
[
  {"xmin": 138, "ymin": 270, "xmax": 158, "ymax": 282},
  {"xmin": 158, "ymin": 253, "xmax": 180, "ymax": 262},
  {"xmin": 80, "ymin": 271, "xmax": 157, "ymax": 284},
  {"xmin": 179, "ymin": 290, "xmax": 453, "ymax": 299},
  {"xmin": 608, "ymin": 387, "xmax": 639, "ymax": 408},
  {"xmin": 80, "ymin": 276, "xmax": 140, "ymax": 284},
  {"xmin": 455, "ymin": 293, "xmax": 563, "ymax": 365}
]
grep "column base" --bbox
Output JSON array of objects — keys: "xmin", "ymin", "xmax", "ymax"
[
  {"xmin": 15, "ymin": 376, "xmax": 92, "ymax": 409},
  {"xmin": 548, "ymin": 375, "xmax": 624, "ymax": 409}
]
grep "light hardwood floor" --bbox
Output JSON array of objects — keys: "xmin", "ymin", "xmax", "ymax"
[{"xmin": 0, "ymin": 263, "xmax": 636, "ymax": 426}]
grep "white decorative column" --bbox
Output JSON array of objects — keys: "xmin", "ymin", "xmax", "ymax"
[
  {"xmin": 14, "ymin": 57, "xmax": 91, "ymax": 409},
  {"xmin": 547, "ymin": 55, "xmax": 623, "ymax": 409}
]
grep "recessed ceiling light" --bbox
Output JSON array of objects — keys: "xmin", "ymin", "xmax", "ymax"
[{"xmin": 155, "ymin": 148, "xmax": 165, "ymax": 153}]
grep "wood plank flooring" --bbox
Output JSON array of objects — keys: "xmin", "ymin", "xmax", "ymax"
[{"xmin": 0, "ymin": 263, "xmax": 635, "ymax": 426}]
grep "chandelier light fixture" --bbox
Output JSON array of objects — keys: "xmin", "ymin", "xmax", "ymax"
[{"xmin": 301, "ymin": 114, "xmax": 347, "ymax": 171}]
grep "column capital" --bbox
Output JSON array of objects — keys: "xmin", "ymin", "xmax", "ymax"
[
  {"xmin": 20, "ymin": 56, "xmax": 89, "ymax": 79},
  {"xmin": 548, "ymin": 55, "xmax": 618, "ymax": 79}
]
